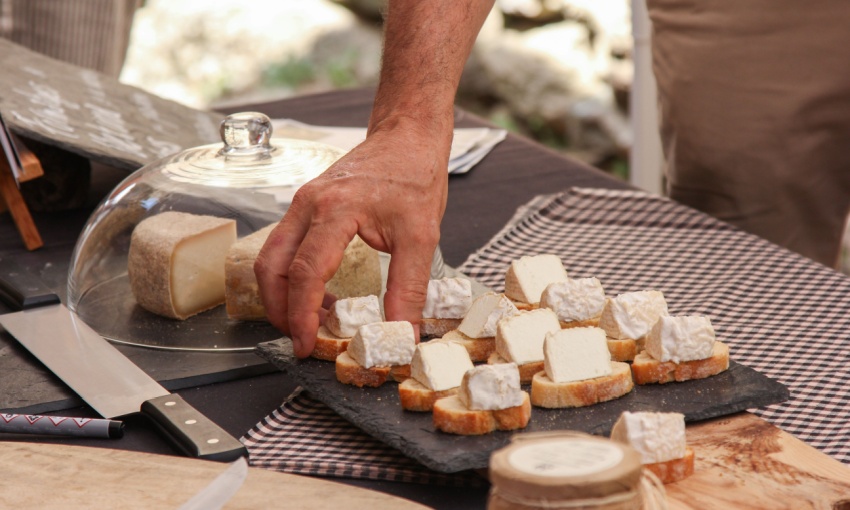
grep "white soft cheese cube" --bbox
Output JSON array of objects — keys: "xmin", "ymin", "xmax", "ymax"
[
  {"xmin": 504, "ymin": 254, "xmax": 568, "ymax": 305},
  {"xmin": 495, "ymin": 308, "xmax": 561, "ymax": 365},
  {"xmin": 410, "ymin": 341, "xmax": 474, "ymax": 391},
  {"xmin": 458, "ymin": 293, "xmax": 519, "ymax": 339},
  {"xmin": 325, "ymin": 295, "xmax": 383, "ymax": 338},
  {"xmin": 422, "ymin": 277, "xmax": 473, "ymax": 319},
  {"xmin": 458, "ymin": 363, "xmax": 524, "ymax": 411},
  {"xmin": 599, "ymin": 290, "xmax": 668, "ymax": 340},
  {"xmin": 543, "ymin": 327, "xmax": 612, "ymax": 383},
  {"xmin": 347, "ymin": 322, "xmax": 416, "ymax": 368},
  {"xmin": 610, "ymin": 411, "xmax": 686, "ymax": 464},
  {"xmin": 645, "ymin": 315, "xmax": 715, "ymax": 363},
  {"xmin": 540, "ymin": 277, "xmax": 606, "ymax": 322}
]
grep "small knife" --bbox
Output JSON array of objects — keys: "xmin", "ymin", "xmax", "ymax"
[{"xmin": 0, "ymin": 259, "xmax": 247, "ymax": 462}]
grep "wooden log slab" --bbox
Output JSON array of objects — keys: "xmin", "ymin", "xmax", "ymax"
[{"xmin": 667, "ymin": 412, "xmax": 850, "ymax": 509}]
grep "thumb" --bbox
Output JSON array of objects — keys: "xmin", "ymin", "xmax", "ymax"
[{"xmin": 383, "ymin": 240, "xmax": 437, "ymax": 339}]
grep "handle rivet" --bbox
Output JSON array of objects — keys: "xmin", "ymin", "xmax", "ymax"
[
  {"xmin": 164, "ymin": 401, "xmax": 176, "ymax": 407},
  {"xmin": 185, "ymin": 419, "xmax": 197, "ymax": 425},
  {"xmin": 207, "ymin": 438, "xmax": 220, "ymax": 444}
]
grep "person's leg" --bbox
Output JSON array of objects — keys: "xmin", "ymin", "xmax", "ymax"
[{"xmin": 648, "ymin": 0, "xmax": 850, "ymax": 267}]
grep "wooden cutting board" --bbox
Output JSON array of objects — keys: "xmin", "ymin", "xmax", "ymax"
[
  {"xmin": 667, "ymin": 412, "xmax": 850, "ymax": 509},
  {"xmin": 0, "ymin": 442, "xmax": 430, "ymax": 509}
]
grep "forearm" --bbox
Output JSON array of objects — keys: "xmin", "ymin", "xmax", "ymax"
[{"xmin": 368, "ymin": 0, "xmax": 495, "ymax": 143}]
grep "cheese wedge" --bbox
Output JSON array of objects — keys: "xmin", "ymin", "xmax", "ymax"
[
  {"xmin": 599, "ymin": 290, "xmax": 668, "ymax": 340},
  {"xmin": 645, "ymin": 315, "xmax": 715, "ymax": 363},
  {"xmin": 325, "ymin": 295, "xmax": 382, "ymax": 339},
  {"xmin": 495, "ymin": 308, "xmax": 561, "ymax": 366},
  {"xmin": 458, "ymin": 363, "xmax": 524, "ymax": 411},
  {"xmin": 543, "ymin": 327, "xmax": 612, "ymax": 383},
  {"xmin": 610, "ymin": 411, "xmax": 686, "ymax": 464},
  {"xmin": 540, "ymin": 277, "xmax": 606, "ymax": 323},
  {"xmin": 504, "ymin": 254, "xmax": 568, "ymax": 305},
  {"xmin": 422, "ymin": 277, "xmax": 473, "ymax": 319},
  {"xmin": 326, "ymin": 235, "xmax": 382, "ymax": 299},
  {"xmin": 129, "ymin": 211, "xmax": 236, "ymax": 320},
  {"xmin": 458, "ymin": 293, "xmax": 519, "ymax": 339},
  {"xmin": 347, "ymin": 321, "xmax": 416, "ymax": 369},
  {"xmin": 225, "ymin": 223, "xmax": 275, "ymax": 320},
  {"xmin": 410, "ymin": 341, "xmax": 474, "ymax": 392}
]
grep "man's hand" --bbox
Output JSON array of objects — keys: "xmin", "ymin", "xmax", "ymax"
[{"xmin": 254, "ymin": 120, "xmax": 449, "ymax": 357}]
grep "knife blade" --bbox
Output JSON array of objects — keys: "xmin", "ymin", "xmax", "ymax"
[{"xmin": 0, "ymin": 259, "xmax": 247, "ymax": 462}]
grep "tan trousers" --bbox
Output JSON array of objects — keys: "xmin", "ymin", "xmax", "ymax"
[{"xmin": 647, "ymin": 0, "xmax": 850, "ymax": 267}]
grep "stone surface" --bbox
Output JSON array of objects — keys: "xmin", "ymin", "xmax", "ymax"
[{"xmin": 257, "ymin": 338, "xmax": 789, "ymax": 473}]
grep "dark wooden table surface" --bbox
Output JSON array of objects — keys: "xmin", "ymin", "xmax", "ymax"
[{"xmin": 0, "ymin": 87, "xmax": 629, "ymax": 509}]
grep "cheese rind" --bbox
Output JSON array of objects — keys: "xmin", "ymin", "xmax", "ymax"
[
  {"xmin": 326, "ymin": 295, "xmax": 383, "ymax": 338},
  {"xmin": 225, "ymin": 223, "xmax": 275, "ymax": 320},
  {"xmin": 326, "ymin": 235, "xmax": 382, "ymax": 299},
  {"xmin": 495, "ymin": 308, "xmax": 561, "ymax": 366},
  {"xmin": 458, "ymin": 293, "xmax": 519, "ymax": 339},
  {"xmin": 645, "ymin": 315, "xmax": 715, "ymax": 363},
  {"xmin": 610, "ymin": 411, "xmax": 686, "ymax": 464},
  {"xmin": 540, "ymin": 277, "xmax": 606, "ymax": 322},
  {"xmin": 347, "ymin": 321, "xmax": 416, "ymax": 368},
  {"xmin": 599, "ymin": 290, "xmax": 668, "ymax": 340},
  {"xmin": 543, "ymin": 327, "xmax": 612, "ymax": 383},
  {"xmin": 504, "ymin": 254, "xmax": 568, "ymax": 305},
  {"xmin": 410, "ymin": 341, "xmax": 474, "ymax": 392},
  {"xmin": 422, "ymin": 278, "xmax": 473, "ymax": 319},
  {"xmin": 459, "ymin": 363, "xmax": 524, "ymax": 411},
  {"xmin": 129, "ymin": 211, "xmax": 236, "ymax": 320}
]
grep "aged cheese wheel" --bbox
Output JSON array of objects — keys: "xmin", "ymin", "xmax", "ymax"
[
  {"xmin": 128, "ymin": 211, "xmax": 236, "ymax": 320},
  {"xmin": 326, "ymin": 235, "xmax": 382, "ymax": 299},
  {"xmin": 225, "ymin": 223, "xmax": 276, "ymax": 320}
]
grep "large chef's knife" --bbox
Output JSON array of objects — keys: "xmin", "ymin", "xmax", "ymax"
[{"xmin": 0, "ymin": 260, "xmax": 247, "ymax": 462}]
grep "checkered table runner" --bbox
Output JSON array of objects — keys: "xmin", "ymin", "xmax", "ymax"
[
  {"xmin": 458, "ymin": 187, "xmax": 850, "ymax": 464},
  {"xmin": 242, "ymin": 186, "xmax": 850, "ymax": 483}
]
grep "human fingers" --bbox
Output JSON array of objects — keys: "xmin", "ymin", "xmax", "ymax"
[{"xmin": 382, "ymin": 231, "xmax": 439, "ymax": 340}]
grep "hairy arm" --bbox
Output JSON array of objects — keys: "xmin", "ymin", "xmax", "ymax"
[{"xmin": 255, "ymin": 0, "xmax": 495, "ymax": 357}]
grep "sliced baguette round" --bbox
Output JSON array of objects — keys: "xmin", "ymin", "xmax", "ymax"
[
  {"xmin": 644, "ymin": 447, "xmax": 695, "ymax": 484},
  {"xmin": 335, "ymin": 351, "xmax": 410, "ymax": 387},
  {"xmin": 420, "ymin": 318, "xmax": 463, "ymax": 339},
  {"xmin": 559, "ymin": 316, "xmax": 601, "ymax": 329},
  {"xmin": 398, "ymin": 378, "xmax": 457, "ymax": 412},
  {"xmin": 607, "ymin": 337, "xmax": 639, "ymax": 362},
  {"xmin": 432, "ymin": 393, "xmax": 531, "ymax": 435},
  {"xmin": 441, "ymin": 329, "xmax": 496, "ymax": 362},
  {"xmin": 310, "ymin": 326, "xmax": 350, "ymax": 361},
  {"xmin": 509, "ymin": 298, "xmax": 537, "ymax": 311},
  {"xmin": 631, "ymin": 342, "xmax": 730, "ymax": 385},
  {"xmin": 487, "ymin": 352, "xmax": 544, "ymax": 384},
  {"xmin": 530, "ymin": 362, "xmax": 634, "ymax": 408}
]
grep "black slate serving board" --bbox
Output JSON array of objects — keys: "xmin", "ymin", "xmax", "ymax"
[{"xmin": 257, "ymin": 339, "xmax": 790, "ymax": 473}]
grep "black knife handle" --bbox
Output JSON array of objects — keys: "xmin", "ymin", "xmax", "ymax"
[
  {"xmin": 141, "ymin": 394, "xmax": 248, "ymax": 462},
  {"xmin": 0, "ymin": 258, "xmax": 61, "ymax": 310}
]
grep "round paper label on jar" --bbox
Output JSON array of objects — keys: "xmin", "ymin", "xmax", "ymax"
[{"xmin": 507, "ymin": 439, "xmax": 624, "ymax": 478}]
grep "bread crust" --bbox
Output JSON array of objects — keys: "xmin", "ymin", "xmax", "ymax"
[
  {"xmin": 508, "ymin": 298, "xmax": 537, "ymax": 311},
  {"xmin": 644, "ymin": 447, "xmax": 695, "ymax": 484},
  {"xmin": 433, "ymin": 393, "xmax": 531, "ymax": 435},
  {"xmin": 607, "ymin": 337, "xmax": 640, "ymax": 362},
  {"xmin": 487, "ymin": 352, "xmax": 544, "ymax": 384},
  {"xmin": 530, "ymin": 362, "xmax": 634, "ymax": 408},
  {"xmin": 398, "ymin": 378, "xmax": 457, "ymax": 412},
  {"xmin": 441, "ymin": 330, "xmax": 496, "ymax": 362},
  {"xmin": 631, "ymin": 342, "xmax": 730, "ymax": 385},
  {"xmin": 559, "ymin": 316, "xmax": 601, "ymax": 329},
  {"xmin": 310, "ymin": 326, "xmax": 350, "ymax": 361},
  {"xmin": 420, "ymin": 318, "xmax": 463, "ymax": 339},
  {"xmin": 335, "ymin": 351, "xmax": 410, "ymax": 387}
]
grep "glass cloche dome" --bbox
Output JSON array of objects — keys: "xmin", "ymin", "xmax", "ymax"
[{"xmin": 66, "ymin": 112, "xmax": 382, "ymax": 352}]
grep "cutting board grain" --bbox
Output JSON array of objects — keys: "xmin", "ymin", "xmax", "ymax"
[
  {"xmin": 667, "ymin": 412, "xmax": 850, "ymax": 509},
  {"xmin": 0, "ymin": 442, "xmax": 430, "ymax": 509}
]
